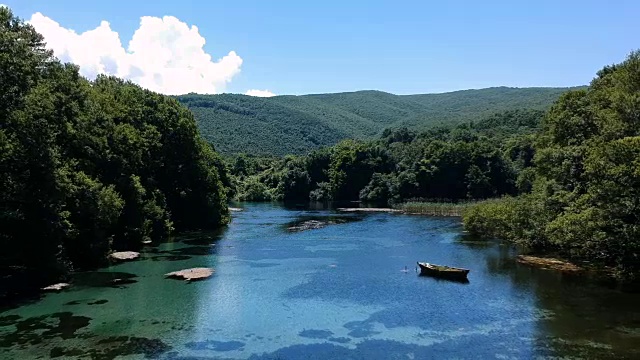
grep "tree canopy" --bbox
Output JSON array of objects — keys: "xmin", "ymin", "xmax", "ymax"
[
  {"xmin": 227, "ymin": 109, "xmax": 544, "ymax": 205},
  {"xmin": 464, "ymin": 51, "xmax": 640, "ymax": 280},
  {"xmin": 0, "ymin": 8, "xmax": 229, "ymax": 301}
]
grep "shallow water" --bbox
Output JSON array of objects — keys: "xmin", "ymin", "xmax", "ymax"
[{"xmin": 1, "ymin": 203, "xmax": 639, "ymax": 359}]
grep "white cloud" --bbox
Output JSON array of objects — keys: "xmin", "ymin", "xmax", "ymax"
[
  {"xmin": 28, "ymin": 13, "xmax": 243, "ymax": 95},
  {"xmin": 245, "ymin": 89, "xmax": 276, "ymax": 97},
  {"xmin": 0, "ymin": 4, "xmax": 7, "ymax": 8}
]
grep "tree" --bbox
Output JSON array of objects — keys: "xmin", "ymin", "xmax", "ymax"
[
  {"xmin": 0, "ymin": 8, "xmax": 230, "ymax": 300},
  {"xmin": 464, "ymin": 51, "xmax": 640, "ymax": 280}
]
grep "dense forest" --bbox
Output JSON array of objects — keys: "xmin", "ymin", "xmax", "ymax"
[
  {"xmin": 225, "ymin": 109, "xmax": 543, "ymax": 204},
  {"xmin": 177, "ymin": 87, "xmax": 574, "ymax": 155},
  {"xmin": 464, "ymin": 51, "xmax": 640, "ymax": 281},
  {"xmin": 0, "ymin": 8, "xmax": 229, "ymax": 301}
]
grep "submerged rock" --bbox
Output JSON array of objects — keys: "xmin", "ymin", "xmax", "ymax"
[
  {"xmin": 288, "ymin": 220, "xmax": 327, "ymax": 232},
  {"xmin": 165, "ymin": 267, "xmax": 214, "ymax": 281},
  {"xmin": 42, "ymin": 283, "xmax": 70, "ymax": 292},
  {"xmin": 516, "ymin": 255, "xmax": 583, "ymax": 272},
  {"xmin": 287, "ymin": 216, "xmax": 360, "ymax": 232},
  {"xmin": 109, "ymin": 251, "xmax": 140, "ymax": 261}
]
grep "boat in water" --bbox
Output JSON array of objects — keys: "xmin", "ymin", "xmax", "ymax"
[{"xmin": 417, "ymin": 262, "xmax": 470, "ymax": 281}]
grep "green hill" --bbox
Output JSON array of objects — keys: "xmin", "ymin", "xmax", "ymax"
[{"xmin": 177, "ymin": 86, "xmax": 577, "ymax": 156}]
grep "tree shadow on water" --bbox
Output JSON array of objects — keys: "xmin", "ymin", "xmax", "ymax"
[{"xmin": 72, "ymin": 271, "xmax": 138, "ymax": 289}]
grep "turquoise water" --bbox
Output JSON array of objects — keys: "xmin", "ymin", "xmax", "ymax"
[{"xmin": 1, "ymin": 203, "xmax": 639, "ymax": 359}]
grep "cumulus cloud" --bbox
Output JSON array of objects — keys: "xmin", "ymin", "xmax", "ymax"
[
  {"xmin": 245, "ymin": 89, "xmax": 276, "ymax": 97},
  {"xmin": 28, "ymin": 13, "xmax": 243, "ymax": 95}
]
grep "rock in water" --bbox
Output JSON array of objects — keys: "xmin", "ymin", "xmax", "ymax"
[
  {"xmin": 42, "ymin": 283, "xmax": 70, "ymax": 292},
  {"xmin": 229, "ymin": 207, "xmax": 243, "ymax": 212},
  {"xmin": 109, "ymin": 251, "xmax": 140, "ymax": 261},
  {"xmin": 165, "ymin": 267, "xmax": 214, "ymax": 282}
]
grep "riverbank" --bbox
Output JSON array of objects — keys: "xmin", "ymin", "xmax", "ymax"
[
  {"xmin": 338, "ymin": 203, "xmax": 468, "ymax": 217},
  {"xmin": 393, "ymin": 201, "xmax": 474, "ymax": 216},
  {"xmin": 516, "ymin": 253, "xmax": 640, "ymax": 292},
  {"xmin": 516, "ymin": 255, "xmax": 583, "ymax": 273}
]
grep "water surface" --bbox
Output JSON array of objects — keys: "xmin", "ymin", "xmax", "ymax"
[{"xmin": 1, "ymin": 203, "xmax": 639, "ymax": 359}]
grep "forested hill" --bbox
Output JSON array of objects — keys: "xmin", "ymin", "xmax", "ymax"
[{"xmin": 177, "ymin": 87, "xmax": 578, "ymax": 155}]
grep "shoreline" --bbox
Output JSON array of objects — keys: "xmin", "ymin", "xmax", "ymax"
[
  {"xmin": 512, "ymin": 253, "xmax": 638, "ymax": 290},
  {"xmin": 515, "ymin": 255, "xmax": 584, "ymax": 273}
]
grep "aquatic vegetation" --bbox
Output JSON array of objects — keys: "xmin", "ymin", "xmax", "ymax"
[
  {"xmin": 395, "ymin": 201, "xmax": 474, "ymax": 216},
  {"xmin": 285, "ymin": 216, "xmax": 361, "ymax": 232}
]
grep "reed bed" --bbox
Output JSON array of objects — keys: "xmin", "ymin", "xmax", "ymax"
[{"xmin": 394, "ymin": 201, "xmax": 475, "ymax": 217}]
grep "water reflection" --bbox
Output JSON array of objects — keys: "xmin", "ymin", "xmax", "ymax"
[
  {"xmin": 72, "ymin": 271, "xmax": 138, "ymax": 288},
  {"xmin": 481, "ymin": 243, "xmax": 640, "ymax": 359},
  {"xmin": 417, "ymin": 273, "xmax": 470, "ymax": 284}
]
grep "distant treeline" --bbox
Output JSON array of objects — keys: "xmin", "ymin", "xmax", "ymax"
[
  {"xmin": 225, "ymin": 108, "xmax": 543, "ymax": 204},
  {"xmin": 0, "ymin": 8, "xmax": 229, "ymax": 300}
]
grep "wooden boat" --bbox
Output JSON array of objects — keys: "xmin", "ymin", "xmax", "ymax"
[{"xmin": 417, "ymin": 262, "xmax": 470, "ymax": 280}]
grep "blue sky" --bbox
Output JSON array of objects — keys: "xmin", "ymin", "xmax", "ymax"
[{"xmin": 4, "ymin": 0, "xmax": 639, "ymax": 95}]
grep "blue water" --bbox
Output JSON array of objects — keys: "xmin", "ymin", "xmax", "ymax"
[{"xmin": 1, "ymin": 203, "xmax": 639, "ymax": 359}]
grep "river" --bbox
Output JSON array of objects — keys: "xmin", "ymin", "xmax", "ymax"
[{"xmin": 1, "ymin": 203, "xmax": 639, "ymax": 359}]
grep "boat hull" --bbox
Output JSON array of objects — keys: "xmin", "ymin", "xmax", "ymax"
[{"xmin": 417, "ymin": 262, "xmax": 469, "ymax": 280}]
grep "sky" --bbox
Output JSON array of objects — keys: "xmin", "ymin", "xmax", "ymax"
[{"xmin": 2, "ymin": 1, "xmax": 639, "ymax": 96}]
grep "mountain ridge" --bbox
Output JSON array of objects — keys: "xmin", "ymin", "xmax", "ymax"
[{"xmin": 177, "ymin": 86, "xmax": 582, "ymax": 155}]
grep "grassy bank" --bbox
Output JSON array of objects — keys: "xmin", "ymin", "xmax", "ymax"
[{"xmin": 394, "ymin": 201, "xmax": 475, "ymax": 216}]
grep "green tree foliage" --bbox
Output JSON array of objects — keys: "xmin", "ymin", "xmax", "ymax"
[
  {"xmin": 0, "ymin": 8, "xmax": 229, "ymax": 299},
  {"xmin": 280, "ymin": 157, "xmax": 312, "ymax": 203},
  {"xmin": 328, "ymin": 141, "xmax": 394, "ymax": 200},
  {"xmin": 463, "ymin": 51, "xmax": 640, "ymax": 280},
  {"xmin": 227, "ymin": 110, "xmax": 541, "ymax": 205},
  {"xmin": 359, "ymin": 173, "xmax": 398, "ymax": 205},
  {"xmin": 414, "ymin": 139, "xmax": 516, "ymax": 199},
  {"xmin": 177, "ymin": 88, "xmax": 573, "ymax": 156}
]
